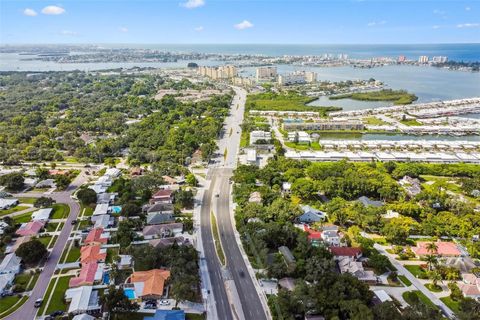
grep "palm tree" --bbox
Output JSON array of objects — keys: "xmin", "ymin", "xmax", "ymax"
[
  {"xmin": 426, "ymin": 242, "xmax": 438, "ymax": 255},
  {"xmin": 425, "ymin": 254, "xmax": 438, "ymax": 271},
  {"xmin": 429, "ymin": 270, "xmax": 442, "ymax": 289}
]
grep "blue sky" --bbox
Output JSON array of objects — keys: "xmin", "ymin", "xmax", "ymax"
[{"xmin": 0, "ymin": 0, "xmax": 479, "ymax": 44}]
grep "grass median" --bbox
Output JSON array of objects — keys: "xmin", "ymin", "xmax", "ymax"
[
  {"xmin": 210, "ymin": 211, "xmax": 225, "ymax": 265},
  {"xmin": 0, "ymin": 295, "xmax": 28, "ymax": 318}
]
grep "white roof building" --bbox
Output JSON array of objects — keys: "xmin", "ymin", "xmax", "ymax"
[
  {"xmin": 0, "ymin": 221, "xmax": 9, "ymax": 235},
  {"xmin": 64, "ymin": 286, "xmax": 100, "ymax": 315},
  {"xmin": 31, "ymin": 208, "xmax": 53, "ymax": 222},
  {"xmin": 72, "ymin": 314, "xmax": 96, "ymax": 320},
  {"xmin": 246, "ymin": 149, "xmax": 257, "ymax": 164},
  {"xmin": 0, "ymin": 254, "xmax": 21, "ymax": 274},
  {"xmin": 105, "ymin": 168, "xmax": 121, "ymax": 178},
  {"xmin": 91, "ymin": 214, "xmax": 111, "ymax": 229},
  {"xmin": 0, "ymin": 198, "xmax": 18, "ymax": 210},
  {"xmin": 92, "ymin": 203, "xmax": 109, "ymax": 216},
  {"xmin": 0, "ymin": 273, "xmax": 15, "ymax": 294},
  {"xmin": 88, "ymin": 184, "xmax": 107, "ymax": 194}
]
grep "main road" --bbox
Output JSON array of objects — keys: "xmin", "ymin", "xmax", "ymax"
[
  {"xmin": 200, "ymin": 87, "xmax": 268, "ymax": 320},
  {"xmin": 5, "ymin": 171, "xmax": 89, "ymax": 320}
]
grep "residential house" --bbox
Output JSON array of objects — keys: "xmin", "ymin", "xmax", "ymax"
[
  {"xmin": 80, "ymin": 245, "xmax": 107, "ymax": 264},
  {"xmin": 23, "ymin": 177, "xmax": 38, "ymax": 188},
  {"xmin": 91, "ymin": 214, "xmax": 112, "ymax": 229},
  {"xmin": 64, "ymin": 285, "xmax": 101, "ymax": 315},
  {"xmin": 142, "ymin": 223, "xmax": 183, "ymax": 240},
  {"xmin": 458, "ymin": 273, "xmax": 480, "ymax": 300},
  {"xmin": 128, "ymin": 269, "xmax": 171, "ymax": 300},
  {"xmin": 149, "ymin": 237, "xmax": 188, "ymax": 249},
  {"xmin": 146, "ymin": 203, "xmax": 175, "ymax": 225},
  {"xmin": 357, "ymin": 196, "xmax": 383, "ymax": 208},
  {"xmin": 0, "ymin": 198, "xmax": 18, "ymax": 210},
  {"xmin": 69, "ymin": 262, "xmax": 104, "ymax": 287},
  {"xmin": 299, "ymin": 205, "xmax": 326, "ymax": 224},
  {"xmin": 92, "ymin": 203, "xmax": 109, "ymax": 216},
  {"xmin": 96, "ymin": 193, "xmax": 115, "ymax": 205},
  {"xmin": 117, "ymin": 255, "xmax": 132, "ymax": 270},
  {"xmin": 412, "ymin": 241, "xmax": 462, "ymax": 257},
  {"xmin": 399, "ymin": 176, "xmax": 422, "ymax": 197},
  {"xmin": 150, "ymin": 190, "xmax": 174, "ymax": 204},
  {"xmin": 73, "ymin": 314, "xmax": 96, "ymax": 320},
  {"xmin": 278, "ymin": 277, "xmax": 296, "ymax": 291},
  {"xmin": 279, "ymin": 246, "xmax": 296, "ymax": 272},
  {"xmin": 36, "ymin": 179, "xmax": 56, "ymax": 189},
  {"xmin": 84, "ymin": 228, "xmax": 109, "ymax": 245},
  {"xmin": 321, "ymin": 225, "xmax": 341, "ymax": 247},
  {"xmin": 0, "ymin": 254, "xmax": 21, "ymax": 294},
  {"xmin": 105, "ymin": 168, "xmax": 121, "ymax": 178},
  {"xmin": 329, "ymin": 247, "xmax": 363, "ymax": 261},
  {"xmin": 373, "ymin": 290, "xmax": 393, "ymax": 304},
  {"xmin": 338, "ymin": 257, "xmax": 377, "ymax": 283},
  {"xmin": 303, "ymin": 225, "xmax": 322, "ymax": 246},
  {"xmin": 0, "ymin": 221, "xmax": 10, "ymax": 235},
  {"xmin": 248, "ymin": 191, "xmax": 262, "ymax": 204},
  {"xmin": 143, "ymin": 310, "xmax": 185, "ymax": 320},
  {"xmin": 31, "ymin": 208, "xmax": 52, "ymax": 222},
  {"xmin": 16, "ymin": 221, "xmax": 45, "ymax": 236}
]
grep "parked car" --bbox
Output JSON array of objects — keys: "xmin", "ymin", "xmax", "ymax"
[
  {"xmin": 159, "ymin": 300, "xmax": 170, "ymax": 306},
  {"xmin": 50, "ymin": 310, "xmax": 64, "ymax": 317}
]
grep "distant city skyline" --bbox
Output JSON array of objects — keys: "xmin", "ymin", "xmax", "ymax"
[{"xmin": 0, "ymin": 0, "xmax": 479, "ymax": 44}]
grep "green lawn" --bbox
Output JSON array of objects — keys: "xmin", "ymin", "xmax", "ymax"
[
  {"xmin": 211, "ymin": 211, "xmax": 225, "ymax": 265},
  {"xmin": 48, "ymin": 236, "xmax": 58, "ymax": 249},
  {"xmin": 363, "ymin": 117, "xmax": 389, "ymax": 126},
  {"xmin": 65, "ymin": 246, "xmax": 81, "ymax": 263},
  {"xmin": 425, "ymin": 283, "xmax": 443, "ymax": 292},
  {"xmin": 45, "ymin": 276, "xmax": 73, "ymax": 314},
  {"xmin": 51, "ymin": 204, "xmax": 70, "ymax": 219},
  {"xmin": 440, "ymin": 296, "xmax": 461, "ymax": 313},
  {"xmin": 37, "ymin": 236, "xmax": 53, "ymax": 247},
  {"xmin": 0, "ymin": 295, "xmax": 28, "ymax": 318},
  {"xmin": 398, "ymin": 275, "xmax": 412, "ymax": 286},
  {"xmin": 13, "ymin": 212, "xmax": 33, "ymax": 223},
  {"xmin": 0, "ymin": 206, "xmax": 30, "ymax": 216},
  {"xmin": 404, "ymin": 265, "xmax": 427, "ymax": 278},
  {"xmin": 400, "ymin": 119, "xmax": 423, "ymax": 126},
  {"xmin": 330, "ymin": 89, "xmax": 417, "ymax": 105},
  {"xmin": 38, "ymin": 277, "xmax": 55, "ymax": 315},
  {"xmin": 402, "ymin": 290, "xmax": 437, "ymax": 309},
  {"xmin": 80, "ymin": 204, "xmax": 94, "ymax": 217},
  {"xmin": 18, "ymin": 197, "xmax": 38, "ymax": 204},
  {"xmin": 14, "ymin": 272, "xmax": 39, "ymax": 292},
  {"xmin": 46, "ymin": 222, "xmax": 59, "ymax": 232}
]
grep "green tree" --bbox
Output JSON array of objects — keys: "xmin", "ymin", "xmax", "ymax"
[
  {"xmin": 120, "ymin": 203, "xmax": 141, "ymax": 217},
  {"xmin": 16, "ymin": 238, "xmax": 47, "ymax": 265},
  {"xmin": 35, "ymin": 167, "xmax": 50, "ymax": 180},
  {"xmin": 77, "ymin": 188, "xmax": 97, "ymax": 205},
  {"xmin": 0, "ymin": 172, "xmax": 24, "ymax": 191},
  {"xmin": 185, "ymin": 173, "xmax": 198, "ymax": 187},
  {"xmin": 33, "ymin": 196, "xmax": 55, "ymax": 208},
  {"xmin": 101, "ymin": 285, "xmax": 139, "ymax": 316}
]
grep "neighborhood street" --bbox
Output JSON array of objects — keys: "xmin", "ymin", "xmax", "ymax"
[{"xmin": 5, "ymin": 171, "xmax": 87, "ymax": 320}]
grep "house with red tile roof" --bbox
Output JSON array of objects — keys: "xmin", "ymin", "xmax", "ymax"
[
  {"xmin": 150, "ymin": 189, "xmax": 174, "ymax": 204},
  {"xmin": 128, "ymin": 269, "xmax": 171, "ymax": 300},
  {"xmin": 80, "ymin": 245, "xmax": 107, "ymax": 264},
  {"xmin": 15, "ymin": 221, "xmax": 45, "ymax": 236},
  {"xmin": 69, "ymin": 262, "xmax": 100, "ymax": 287},
  {"xmin": 458, "ymin": 273, "xmax": 480, "ymax": 300},
  {"xmin": 84, "ymin": 228, "xmax": 109, "ymax": 245},
  {"xmin": 411, "ymin": 241, "xmax": 461, "ymax": 257},
  {"xmin": 329, "ymin": 247, "xmax": 363, "ymax": 260},
  {"xmin": 303, "ymin": 225, "xmax": 322, "ymax": 243}
]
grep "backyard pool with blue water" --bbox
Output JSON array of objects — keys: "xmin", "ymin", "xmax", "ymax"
[{"xmin": 124, "ymin": 288, "xmax": 136, "ymax": 299}]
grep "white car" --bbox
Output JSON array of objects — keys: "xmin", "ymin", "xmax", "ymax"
[{"xmin": 159, "ymin": 300, "xmax": 171, "ymax": 306}]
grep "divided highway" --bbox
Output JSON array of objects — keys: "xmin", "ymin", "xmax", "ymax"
[{"xmin": 200, "ymin": 87, "xmax": 268, "ymax": 320}]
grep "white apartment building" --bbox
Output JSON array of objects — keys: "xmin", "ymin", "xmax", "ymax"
[
  {"xmin": 198, "ymin": 65, "xmax": 237, "ymax": 80},
  {"xmin": 418, "ymin": 56, "xmax": 429, "ymax": 64},
  {"xmin": 278, "ymin": 72, "xmax": 306, "ymax": 85},
  {"xmin": 250, "ymin": 130, "xmax": 272, "ymax": 145},
  {"xmin": 256, "ymin": 66, "xmax": 277, "ymax": 81},
  {"xmin": 432, "ymin": 56, "xmax": 448, "ymax": 63}
]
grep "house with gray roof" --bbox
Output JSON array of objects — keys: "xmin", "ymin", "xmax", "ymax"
[{"xmin": 299, "ymin": 205, "xmax": 326, "ymax": 223}]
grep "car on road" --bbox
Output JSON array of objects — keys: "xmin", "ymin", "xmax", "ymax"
[
  {"xmin": 34, "ymin": 298, "xmax": 43, "ymax": 308},
  {"xmin": 71, "ymin": 219, "xmax": 77, "ymax": 225}
]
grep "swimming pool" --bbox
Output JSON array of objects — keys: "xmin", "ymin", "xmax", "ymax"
[
  {"xmin": 110, "ymin": 206, "xmax": 122, "ymax": 214},
  {"xmin": 124, "ymin": 288, "xmax": 136, "ymax": 299},
  {"xmin": 103, "ymin": 272, "xmax": 110, "ymax": 284}
]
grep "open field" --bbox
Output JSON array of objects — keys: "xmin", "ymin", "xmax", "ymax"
[{"xmin": 330, "ymin": 89, "xmax": 418, "ymax": 105}]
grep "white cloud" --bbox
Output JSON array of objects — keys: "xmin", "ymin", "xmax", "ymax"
[
  {"xmin": 465, "ymin": 7, "xmax": 471, "ymax": 11},
  {"xmin": 457, "ymin": 23, "xmax": 480, "ymax": 28},
  {"xmin": 60, "ymin": 30, "xmax": 77, "ymax": 36},
  {"xmin": 181, "ymin": 0, "xmax": 205, "ymax": 9},
  {"xmin": 23, "ymin": 8, "xmax": 37, "ymax": 16},
  {"xmin": 234, "ymin": 20, "xmax": 254, "ymax": 30},
  {"xmin": 41, "ymin": 5, "xmax": 65, "ymax": 15},
  {"xmin": 119, "ymin": 27, "xmax": 129, "ymax": 33},
  {"xmin": 194, "ymin": 26, "xmax": 204, "ymax": 32},
  {"xmin": 432, "ymin": 25, "xmax": 440, "ymax": 29},
  {"xmin": 367, "ymin": 20, "xmax": 386, "ymax": 27},
  {"xmin": 433, "ymin": 9, "xmax": 445, "ymax": 15}
]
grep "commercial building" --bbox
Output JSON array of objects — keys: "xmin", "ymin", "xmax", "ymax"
[
  {"xmin": 432, "ymin": 56, "xmax": 448, "ymax": 63},
  {"xmin": 249, "ymin": 130, "xmax": 272, "ymax": 145},
  {"xmin": 256, "ymin": 66, "xmax": 277, "ymax": 81},
  {"xmin": 282, "ymin": 120, "xmax": 364, "ymax": 131}
]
